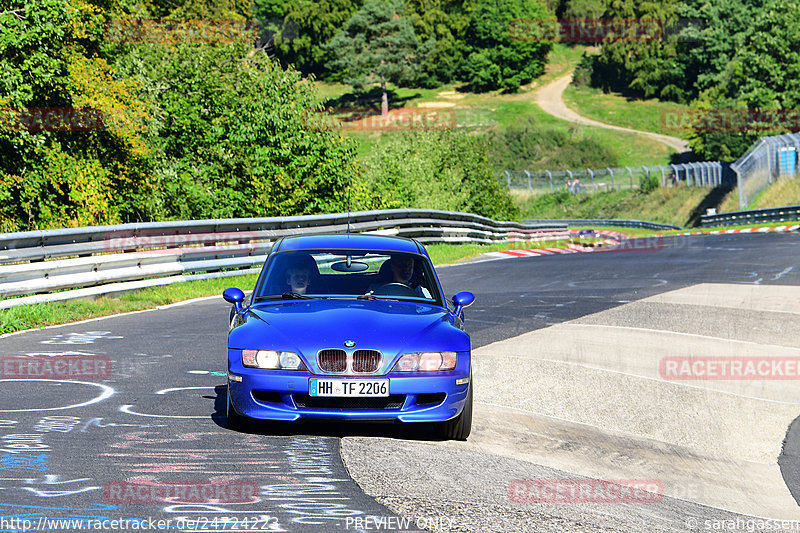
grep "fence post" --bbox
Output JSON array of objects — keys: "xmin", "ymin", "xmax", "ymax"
[
  {"xmin": 505, "ymin": 170, "xmax": 511, "ymax": 188},
  {"xmin": 607, "ymin": 168, "xmax": 614, "ymax": 190},
  {"xmin": 626, "ymin": 167, "xmax": 633, "ymax": 189},
  {"xmin": 766, "ymin": 139, "xmax": 773, "ymax": 184},
  {"xmin": 659, "ymin": 165, "xmax": 666, "ymax": 187},
  {"xmin": 546, "ymin": 170, "xmax": 553, "ymax": 192},
  {"xmin": 587, "ymin": 168, "xmax": 594, "ymax": 191},
  {"xmin": 524, "ymin": 170, "xmax": 532, "ymax": 193},
  {"xmin": 735, "ymin": 167, "xmax": 745, "ymax": 208}
]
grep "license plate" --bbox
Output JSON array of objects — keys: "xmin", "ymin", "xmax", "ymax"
[{"xmin": 309, "ymin": 379, "xmax": 389, "ymax": 397}]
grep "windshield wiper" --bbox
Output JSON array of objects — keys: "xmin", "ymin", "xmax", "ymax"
[
  {"xmin": 281, "ymin": 292, "xmax": 313, "ymax": 300},
  {"xmin": 357, "ymin": 291, "xmax": 379, "ymax": 300}
]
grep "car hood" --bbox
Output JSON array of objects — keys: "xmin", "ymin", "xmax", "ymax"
[{"xmin": 228, "ymin": 299, "xmax": 470, "ymax": 371}]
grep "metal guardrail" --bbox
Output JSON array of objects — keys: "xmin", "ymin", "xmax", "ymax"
[
  {"xmin": 0, "ymin": 209, "xmax": 569, "ymax": 309},
  {"xmin": 524, "ymin": 219, "xmax": 683, "ymax": 231},
  {"xmin": 700, "ymin": 205, "xmax": 800, "ymax": 227}
]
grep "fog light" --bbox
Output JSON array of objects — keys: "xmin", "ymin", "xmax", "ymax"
[
  {"xmin": 455, "ymin": 377, "xmax": 469, "ymax": 385},
  {"xmin": 228, "ymin": 373, "xmax": 242, "ymax": 382}
]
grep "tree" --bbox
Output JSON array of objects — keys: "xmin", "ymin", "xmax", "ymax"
[
  {"xmin": 255, "ymin": 0, "xmax": 364, "ymax": 77},
  {"xmin": 404, "ymin": 0, "xmax": 474, "ymax": 87},
  {"xmin": 358, "ymin": 130, "xmax": 518, "ymax": 220},
  {"xmin": 686, "ymin": 0, "xmax": 800, "ymax": 160},
  {"xmin": 0, "ymin": 0, "xmax": 149, "ymax": 231},
  {"xmin": 461, "ymin": 0, "xmax": 553, "ymax": 92},
  {"xmin": 111, "ymin": 41, "xmax": 360, "ymax": 220},
  {"xmin": 326, "ymin": 0, "xmax": 424, "ymax": 117}
]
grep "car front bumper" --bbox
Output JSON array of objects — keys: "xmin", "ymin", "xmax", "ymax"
[{"xmin": 227, "ymin": 351, "xmax": 471, "ymax": 423}]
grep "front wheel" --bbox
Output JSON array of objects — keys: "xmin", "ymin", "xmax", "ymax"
[
  {"xmin": 438, "ymin": 382, "xmax": 472, "ymax": 440},
  {"xmin": 226, "ymin": 387, "xmax": 247, "ymax": 431}
]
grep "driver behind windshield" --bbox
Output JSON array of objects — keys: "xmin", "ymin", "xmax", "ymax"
[{"xmin": 371, "ymin": 256, "xmax": 431, "ymax": 298}]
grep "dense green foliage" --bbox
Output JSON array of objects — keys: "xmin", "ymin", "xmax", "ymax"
[
  {"xmin": 0, "ymin": 0, "xmax": 522, "ymax": 232},
  {"xmin": 261, "ymin": 0, "xmax": 555, "ymax": 92},
  {"xmin": 488, "ymin": 116, "xmax": 617, "ymax": 170},
  {"xmin": 0, "ymin": 0, "xmax": 146, "ymax": 231},
  {"xmin": 404, "ymin": 0, "xmax": 473, "ymax": 87},
  {"xmin": 256, "ymin": 0, "xmax": 363, "ymax": 77},
  {"xmin": 461, "ymin": 0, "xmax": 552, "ymax": 91},
  {"xmin": 358, "ymin": 130, "xmax": 518, "ymax": 220},
  {"xmin": 0, "ymin": 0, "xmax": 362, "ymax": 231},
  {"xmin": 584, "ymin": 0, "xmax": 800, "ymax": 160}
]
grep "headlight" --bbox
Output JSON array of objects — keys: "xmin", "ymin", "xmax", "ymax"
[
  {"xmin": 392, "ymin": 352, "xmax": 457, "ymax": 372},
  {"xmin": 242, "ymin": 350, "xmax": 306, "ymax": 370}
]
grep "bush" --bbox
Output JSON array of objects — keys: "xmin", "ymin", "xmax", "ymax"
[
  {"xmin": 356, "ymin": 130, "xmax": 518, "ymax": 220},
  {"xmin": 487, "ymin": 115, "xmax": 618, "ymax": 170}
]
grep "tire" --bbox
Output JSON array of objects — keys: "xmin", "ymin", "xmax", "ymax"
[
  {"xmin": 226, "ymin": 386, "xmax": 247, "ymax": 431},
  {"xmin": 439, "ymin": 381, "xmax": 472, "ymax": 440}
]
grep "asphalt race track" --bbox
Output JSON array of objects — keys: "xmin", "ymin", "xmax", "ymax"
[{"xmin": 0, "ymin": 232, "xmax": 799, "ymax": 533}]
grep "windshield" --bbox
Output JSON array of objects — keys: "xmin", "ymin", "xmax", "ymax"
[{"xmin": 254, "ymin": 250, "xmax": 443, "ymax": 305}]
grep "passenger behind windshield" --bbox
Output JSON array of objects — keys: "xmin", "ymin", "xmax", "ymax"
[{"xmin": 285, "ymin": 265, "xmax": 312, "ymax": 295}]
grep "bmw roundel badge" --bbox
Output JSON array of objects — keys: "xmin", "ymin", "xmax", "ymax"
[{"xmin": 344, "ymin": 340, "xmax": 356, "ymax": 348}]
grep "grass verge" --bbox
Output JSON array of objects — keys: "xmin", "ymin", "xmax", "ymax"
[
  {"xmin": 718, "ymin": 178, "xmax": 800, "ymax": 212},
  {"xmin": 515, "ymin": 185, "xmax": 712, "ymax": 227},
  {"xmin": 562, "ymin": 84, "xmax": 692, "ymax": 140},
  {"xmin": 0, "ymin": 241, "xmax": 572, "ymax": 335}
]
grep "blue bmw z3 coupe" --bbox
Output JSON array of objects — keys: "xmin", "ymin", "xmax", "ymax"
[{"xmin": 223, "ymin": 233, "xmax": 475, "ymax": 439}]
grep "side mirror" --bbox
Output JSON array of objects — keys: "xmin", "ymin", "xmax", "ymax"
[
  {"xmin": 223, "ymin": 287, "xmax": 246, "ymax": 314},
  {"xmin": 451, "ymin": 291, "xmax": 475, "ymax": 317}
]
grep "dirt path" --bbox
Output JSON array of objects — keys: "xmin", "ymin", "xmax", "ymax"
[{"xmin": 536, "ymin": 71, "xmax": 690, "ymax": 153}]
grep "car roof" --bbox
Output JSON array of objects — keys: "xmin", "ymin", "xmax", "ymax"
[{"xmin": 276, "ymin": 234, "xmax": 422, "ymax": 254}]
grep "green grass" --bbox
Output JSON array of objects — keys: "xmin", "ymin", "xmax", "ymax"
[
  {"xmin": 313, "ymin": 43, "xmax": 676, "ymax": 169},
  {"xmin": 562, "ymin": 84, "xmax": 693, "ymax": 141},
  {"xmin": 718, "ymin": 177, "xmax": 800, "ymax": 212},
  {"xmin": 0, "ymin": 274, "xmax": 261, "ymax": 335},
  {"xmin": 515, "ymin": 185, "xmax": 713, "ymax": 228},
  {"xmin": 317, "ymin": 83, "xmax": 676, "ymax": 168},
  {"xmin": 535, "ymin": 44, "xmax": 588, "ymax": 87}
]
